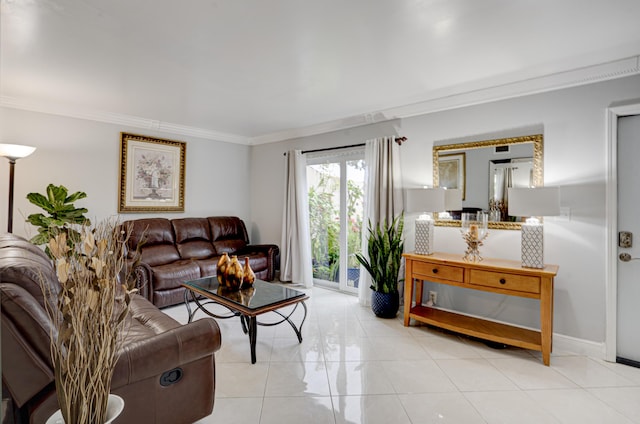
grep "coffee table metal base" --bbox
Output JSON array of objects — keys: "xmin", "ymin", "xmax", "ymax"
[{"xmin": 183, "ymin": 290, "xmax": 308, "ymax": 364}]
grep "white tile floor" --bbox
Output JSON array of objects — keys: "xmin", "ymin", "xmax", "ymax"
[{"xmin": 163, "ymin": 286, "xmax": 640, "ymax": 424}]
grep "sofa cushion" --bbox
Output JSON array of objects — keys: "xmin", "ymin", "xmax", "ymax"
[
  {"xmin": 212, "ymin": 239, "xmax": 245, "ymax": 254},
  {"xmin": 141, "ymin": 244, "xmax": 181, "ymax": 267},
  {"xmin": 124, "ymin": 218, "xmax": 181, "ymax": 266},
  {"xmin": 208, "ymin": 216, "xmax": 248, "ymax": 254},
  {"xmin": 125, "ymin": 218, "xmax": 174, "ymax": 249},
  {"xmin": 152, "ymin": 260, "xmax": 201, "ymax": 291},
  {"xmin": 237, "ymin": 253, "xmax": 268, "ymax": 273},
  {"xmin": 173, "ymin": 218, "xmax": 216, "ymax": 259},
  {"xmin": 194, "ymin": 257, "xmax": 219, "ymax": 277}
]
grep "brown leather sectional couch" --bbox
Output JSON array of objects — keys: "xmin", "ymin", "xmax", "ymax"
[
  {"xmin": 0, "ymin": 233, "xmax": 222, "ymax": 424},
  {"xmin": 123, "ymin": 216, "xmax": 279, "ymax": 308}
]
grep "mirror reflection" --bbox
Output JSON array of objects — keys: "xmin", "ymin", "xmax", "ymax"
[{"xmin": 433, "ymin": 134, "xmax": 543, "ymax": 230}]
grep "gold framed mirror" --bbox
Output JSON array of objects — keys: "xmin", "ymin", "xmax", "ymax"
[{"xmin": 433, "ymin": 134, "xmax": 543, "ymax": 230}]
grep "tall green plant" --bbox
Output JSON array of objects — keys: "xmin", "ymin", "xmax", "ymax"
[
  {"xmin": 355, "ymin": 213, "xmax": 404, "ymax": 294},
  {"xmin": 26, "ymin": 184, "xmax": 91, "ymax": 254}
]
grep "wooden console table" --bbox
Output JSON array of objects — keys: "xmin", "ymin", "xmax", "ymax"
[{"xmin": 403, "ymin": 252, "xmax": 559, "ymax": 365}]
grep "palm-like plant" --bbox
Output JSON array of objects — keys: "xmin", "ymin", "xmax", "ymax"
[{"xmin": 355, "ymin": 213, "xmax": 404, "ymax": 294}]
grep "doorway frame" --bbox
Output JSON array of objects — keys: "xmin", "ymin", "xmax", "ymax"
[{"xmin": 605, "ymin": 103, "xmax": 640, "ymax": 362}]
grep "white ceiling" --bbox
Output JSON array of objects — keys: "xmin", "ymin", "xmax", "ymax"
[{"xmin": 2, "ymin": 0, "xmax": 640, "ymax": 144}]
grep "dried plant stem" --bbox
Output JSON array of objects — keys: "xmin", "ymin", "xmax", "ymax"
[{"xmin": 42, "ymin": 218, "xmax": 136, "ymax": 424}]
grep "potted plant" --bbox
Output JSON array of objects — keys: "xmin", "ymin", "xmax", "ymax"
[
  {"xmin": 26, "ymin": 185, "xmax": 137, "ymax": 423},
  {"xmin": 355, "ymin": 213, "xmax": 404, "ymax": 318},
  {"xmin": 26, "ymin": 184, "xmax": 91, "ymax": 256},
  {"xmin": 43, "ymin": 220, "xmax": 134, "ymax": 424}
]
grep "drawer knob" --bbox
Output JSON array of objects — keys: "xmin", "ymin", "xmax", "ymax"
[
  {"xmin": 500, "ymin": 278, "xmax": 506, "ymax": 284},
  {"xmin": 432, "ymin": 268, "xmax": 438, "ymax": 274}
]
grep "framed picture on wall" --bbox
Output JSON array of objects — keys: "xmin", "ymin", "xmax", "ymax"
[
  {"xmin": 118, "ymin": 132, "xmax": 186, "ymax": 212},
  {"xmin": 438, "ymin": 152, "xmax": 466, "ymax": 200}
]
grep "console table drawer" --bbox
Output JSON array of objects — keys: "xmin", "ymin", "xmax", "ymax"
[
  {"xmin": 413, "ymin": 262, "xmax": 464, "ymax": 283},
  {"xmin": 469, "ymin": 270, "xmax": 540, "ymax": 294}
]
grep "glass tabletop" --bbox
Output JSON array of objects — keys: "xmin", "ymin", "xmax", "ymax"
[{"xmin": 183, "ymin": 276, "xmax": 306, "ymax": 311}]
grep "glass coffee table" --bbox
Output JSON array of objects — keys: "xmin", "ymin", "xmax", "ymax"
[{"xmin": 182, "ymin": 276, "xmax": 309, "ymax": 364}]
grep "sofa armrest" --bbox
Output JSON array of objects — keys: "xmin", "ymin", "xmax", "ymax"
[
  {"xmin": 237, "ymin": 244, "xmax": 279, "ymax": 280},
  {"xmin": 112, "ymin": 318, "xmax": 221, "ymax": 388},
  {"xmin": 130, "ymin": 262, "xmax": 153, "ymax": 302},
  {"xmin": 1, "ymin": 284, "xmax": 56, "ymax": 408}
]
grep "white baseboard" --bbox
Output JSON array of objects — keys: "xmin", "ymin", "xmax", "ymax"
[{"xmin": 553, "ymin": 333, "xmax": 607, "ymax": 361}]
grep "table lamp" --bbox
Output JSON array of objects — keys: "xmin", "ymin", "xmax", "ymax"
[
  {"xmin": 406, "ymin": 188, "xmax": 445, "ymax": 255},
  {"xmin": 0, "ymin": 143, "xmax": 37, "ymax": 233},
  {"xmin": 508, "ymin": 187, "xmax": 560, "ymax": 268}
]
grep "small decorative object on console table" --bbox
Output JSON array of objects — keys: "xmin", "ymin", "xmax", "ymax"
[
  {"xmin": 403, "ymin": 252, "xmax": 559, "ymax": 365},
  {"xmin": 461, "ymin": 212, "xmax": 488, "ymax": 262},
  {"xmin": 508, "ymin": 187, "xmax": 560, "ymax": 268}
]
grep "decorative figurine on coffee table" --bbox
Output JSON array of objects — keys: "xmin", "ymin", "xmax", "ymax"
[{"xmin": 461, "ymin": 212, "xmax": 488, "ymax": 262}]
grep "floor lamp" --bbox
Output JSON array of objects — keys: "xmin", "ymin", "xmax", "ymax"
[{"xmin": 0, "ymin": 144, "xmax": 36, "ymax": 233}]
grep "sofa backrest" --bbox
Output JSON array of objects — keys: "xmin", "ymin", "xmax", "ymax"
[
  {"xmin": 208, "ymin": 216, "xmax": 249, "ymax": 255},
  {"xmin": 0, "ymin": 233, "xmax": 59, "ymax": 308},
  {"xmin": 172, "ymin": 218, "xmax": 216, "ymax": 259},
  {"xmin": 124, "ymin": 218, "xmax": 180, "ymax": 266}
]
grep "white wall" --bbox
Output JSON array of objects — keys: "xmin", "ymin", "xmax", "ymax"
[
  {"xmin": 0, "ymin": 108, "xmax": 253, "ymax": 240},
  {"xmin": 251, "ymin": 74, "xmax": 640, "ymax": 346}
]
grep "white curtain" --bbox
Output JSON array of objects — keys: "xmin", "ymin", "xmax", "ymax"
[
  {"xmin": 358, "ymin": 137, "xmax": 404, "ymax": 305},
  {"xmin": 280, "ymin": 150, "xmax": 314, "ymax": 288}
]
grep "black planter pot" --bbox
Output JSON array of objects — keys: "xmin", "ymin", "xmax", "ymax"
[{"xmin": 371, "ymin": 291, "xmax": 400, "ymax": 318}]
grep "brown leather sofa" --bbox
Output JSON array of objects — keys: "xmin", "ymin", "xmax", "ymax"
[
  {"xmin": 123, "ymin": 216, "xmax": 279, "ymax": 308},
  {"xmin": 0, "ymin": 233, "xmax": 222, "ymax": 424}
]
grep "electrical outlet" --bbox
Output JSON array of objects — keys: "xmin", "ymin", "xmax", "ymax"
[{"xmin": 429, "ymin": 291, "xmax": 437, "ymax": 305}]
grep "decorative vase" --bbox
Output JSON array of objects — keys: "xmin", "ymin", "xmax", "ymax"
[
  {"xmin": 216, "ymin": 253, "xmax": 230, "ymax": 284},
  {"xmin": 371, "ymin": 291, "xmax": 399, "ymax": 318},
  {"xmin": 461, "ymin": 212, "xmax": 489, "ymax": 262},
  {"xmin": 242, "ymin": 257, "xmax": 255, "ymax": 288},
  {"xmin": 224, "ymin": 255, "xmax": 244, "ymax": 290},
  {"xmin": 46, "ymin": 394, "xmax": 125, "ymax": 424}
]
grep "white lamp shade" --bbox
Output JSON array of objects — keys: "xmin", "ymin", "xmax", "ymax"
[
  {"xmin": 0, "ymin": 144, "xmax": 36, "ymax": 161},
  {"xmin": 508, "ymin": 187, "xmax": 560, "ymax": 217},
  {"xmin": 406, "ymin": 188, "xmax": 445, "ymax": 213},
  {"xmin": 444, "ymin": 189, "xmax": 462, "ymax": 211}
]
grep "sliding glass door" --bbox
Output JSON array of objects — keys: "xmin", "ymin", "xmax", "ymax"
[{"xmin": 307, "ymin": 149, "xmax": 364, "ymax": 293}]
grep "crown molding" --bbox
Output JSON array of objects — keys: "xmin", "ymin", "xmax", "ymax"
[
  {"xmin": 3, "ymin": 56, "xmax": 639, "ymax": 146},
  {"xmin": 250, "ymin": 55, "xmax": 640, "ymax": 145},
  {"xmin": 0, "ymin": 96, "xmax": 251, "ymax": 145}
]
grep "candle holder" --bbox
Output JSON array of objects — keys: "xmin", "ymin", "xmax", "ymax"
[{"xmin": 461, "ymin": 212, "xmax": 488, "ymax": 262}]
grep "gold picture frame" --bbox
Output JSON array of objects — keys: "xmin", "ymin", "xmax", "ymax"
[
  {"xmin": 438, "ymin": 153, "xmax": 466, "ymax": 200},
  {"xmin": 118, "ymin": 132, "xmax": 186, "ymax": 212}
]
